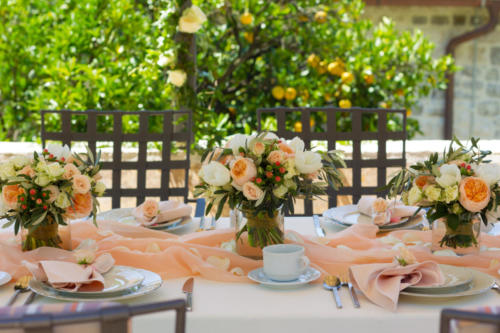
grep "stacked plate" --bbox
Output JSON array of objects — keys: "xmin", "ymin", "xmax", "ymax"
[
  {"xmin": 29, "ymin": 266, "xmax": 162, "ymax": 302},
  {"xmin": 401, "ymin": 265, "xmax": 495, "ymax": 298},
  {"xmin": 97, "ymin": 208, "xmax": 193, "ymax": 233},
  {"xmin": 323, "ymin": 205, "xmax": 424, "ymax": 231}
]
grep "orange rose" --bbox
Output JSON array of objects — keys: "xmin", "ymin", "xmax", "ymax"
[
  {"xmin": 252, "ymin": 142, "xmax": 265, "ymax": 156},
  {"xmin": 267, "ymin": 150, "xmax": 286, "ymax": 165},
  {"xmin": 414, "ymin": 175, "xmax": 435, "ymax": 189},
  {"xmin": 230, "ymin": 158, "xmax": 257, "ymax": 186},
  {"xmin": 278, "ymin": 142, "xmax": 294, "ymax": 156},
  {"xmin": 18, "ymin": 166, "xmax": 35, "ymax": 178},
  {"xmin": 72, "ymin": 174, "xmax": 91, "ymax": 194},
  {"xmin": 459, "ymin": 177, "xmax": 490, "ymax": 212},
  {"xmin": 65, "ymin": 192, "xmax": 93, "ymax": 219},
  {"xmin": 142, "ymin": 199, "xmax": 159, "ymax": 219},
  {"xmin": 1, "ymin": 185, "xmax": 24, "ymax": 209},
  {"xmin": 242, "ymin": 182, "xmax": 264, "ymax": 201},
  {"xmin": 63, "ymin": 163, "xmax": 81, "ymax": 179}
]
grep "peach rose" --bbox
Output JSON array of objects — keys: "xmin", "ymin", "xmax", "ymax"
[
  {"xmin": 63, "ymin": 163, "xmax": 81, "ymax": 179},
  {"xmin": 414, "ymin": 175, "xmax": 435, "ymax": 189},
  {"xmin": 65, "ymin": 192, "xmax": 93, "ymax": 219},
  {"xmin": 230, "ymin": 158, "xmax": 257, "ymax": 186},
  {"xmin": 93, "ymin": 172, "xmax": 103, "ymax": 181},
  {"xmin": 1, "ymin": 185, "xmax": 24, "ymax": 209},
  {"xmin": 142, "ymin": 199, "xmax": 159, "ymax": 219},
  {"xmin": 44, "ymin": 185, "xmax": 60, "ymax": 203},
  {"xmin": 252, "ymin": 142, "xmax": 265, "ymax": 156},
  {"xmin": 373, "ymin": 198, "xmax": 388, "ymax": 213},
  {"xmin": 278, "ymin": 142, "xmax": 294, "ymax": 156},
  {"xmin": 72, "ymin": 174, "xmax": 91, "ymax": 194},
  {"xmin": 459, "ymin": 177, "xmax": 490, "ymax": 212},
  {"xmin": 242, "ymin": 182, "xmax": 264, "ymax": 201},
  {"xmin": 305, "ymin": 171, "xmax": 319, "ymax": 180},
  {"xmin": 267, "ymin": 150, "xmax": 286, "ymax": 165},
  {"xmin": 18, "ymin": 165, "xmax": 35, "ymax": 178}
]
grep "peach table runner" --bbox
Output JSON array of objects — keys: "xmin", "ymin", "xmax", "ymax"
[{"xmin": 0, "ymin": 220, "xmax": 499, "ymax": 283}]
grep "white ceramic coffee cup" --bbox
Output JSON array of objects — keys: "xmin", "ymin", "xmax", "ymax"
[{"xmin": 263, "ymin": 244, "xmax": 310, "ymax": 281}]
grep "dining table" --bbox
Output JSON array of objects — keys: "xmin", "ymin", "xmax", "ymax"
[{"xmin": 1, "ymin": 215, "xmax": 499, "ymax": 333}]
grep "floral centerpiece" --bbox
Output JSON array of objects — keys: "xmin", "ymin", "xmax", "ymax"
[
  {"xmin": 386, "ymin": 137, "xmax": 500, "ymax": 254},
  {"xmin": 0, "ymin": 144, "xmax": 105, "ymax": 251},
  {"xmin": 195, "ymin": 133, "xmax": 345, "ymax": 257}
]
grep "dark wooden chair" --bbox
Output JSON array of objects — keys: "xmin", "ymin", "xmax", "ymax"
[
  {"xmin": 440, "ymin": 308, "xmax": 500, "ymax": 333},
  {"xmin": 257, "ymin": 106, "xmax": 407, "ymax": 215},
  {"xmin": 40, "ymin": 109, "xmax": 204, "ymax": 216},
  {"xmin": 0, "ymin": 299, "xmax": 187, "ymax": 333}
]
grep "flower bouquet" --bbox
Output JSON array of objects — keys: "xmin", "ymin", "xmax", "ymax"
[
  {"xmin": 195, "ymin": 133, "xmax": 345, "ymax": 256},
  {"xmin": 386, "ymin": 137, "xmax": 500, "ymax": 254},
  {"xmin": 0, "ymin": 144, "xmax": 105, "ymax": 251}
]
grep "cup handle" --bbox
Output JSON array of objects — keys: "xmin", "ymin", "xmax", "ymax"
[{"xmin": 299, "ymin": 255, "xmax": 310, "ymax": 272}]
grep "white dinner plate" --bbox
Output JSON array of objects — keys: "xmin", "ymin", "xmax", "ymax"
[
  {"xmin": 0, "ymin": 271, "xmax": 11, "ymax": 286},
  {"xmin": 29, "ymin": 268, "xmax": 162, "ymax": 302},
  {"xmin": 97, "ymin": 208, "xmax": 192, "ymax": 233},
  {"xmin": 401, "ymin": 265, "xmax": 495, "ymax": 298},
  {"xmin": 248, "ymin": 267, "xmax": 321, "ymax": 287},
  {"xmin": 404, "ymin": 265, "xmax": 473, "ymax": 294},
  {"xmin": 323, "ymin": 205, "xmax": 423, "ymax": 231},
  {"xmin": 43, "ymin": 266, "xmax": 145, "ymax": 297}
]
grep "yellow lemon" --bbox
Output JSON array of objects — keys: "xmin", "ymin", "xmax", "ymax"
[
  {"xmin": 314, "ymin": 11, "xmax": 327, "ymax": 23},
  {"xmin": 328, "ymin": 62, "xmax": 343, "ymax": 76},
  {"xmin": 285, "ymin": 87, "xmax": 297, "ymax": 101},
  {"xmin": 339, "ymin": 99, "xmax": 352, "ymax": 108},
  {"xmin": 310, "ymin": 118, "xmax": 315, "ymax": 128},
  {"xmin": 324, "ymin": 92, "xmax": 333, "ymax": 102},
  {"xmin": 243, "ymin": 31, "xmax": 254, "ymax": 43},
  {"xmin": 317, "ymin": 61, "xmax": 327, "ymax": 74},
  {"xmin": 272, "ymin": 86, "xmax": 285, "ymax": 100},
  {"xmin": 294, "ymin": 121, "xmax": 302, "ymax": 132},
  {"xmin": 380, "ymin": 102, "xmax": 391, "ymax": 109},
  {"xmin": 298, "ymin": 14, "xmax": 309, "ymax": 22},
  {"xmin": 341, "ymin": 72, "xmax": 354, "ymax": 84},
  {"xmin": 406, "ymin": 109, "xmax": 412, "ymax": 116},
  {"xmin": 240, "ymin": 12, "xmax": 253, "ymax": 25},
  {"xmin": 307, "ymin": 54, "xmax": 320, "ymax": 68},
  {"xmin": 364, "ymin": 74, "xmax": 374, "ymax": 84},
  {"xmin": 301, "ymin": 90, "xmax": 310, "ymax": 101}
]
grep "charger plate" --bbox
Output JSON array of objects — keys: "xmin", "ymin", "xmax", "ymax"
[
  {"xmin": 323, "ymin": 205, "xmax": 422, "ymax": 231},
  {"xmin": 29, "ymin": 268, "xmax": 162, "ymax": 302},
  {"xmin": 97, "ymin": 208, "xmax": 191, "ymax": 232},
  {"xmin": 401, "ymin": 265, "xmax": 494, "ymax": 298}
]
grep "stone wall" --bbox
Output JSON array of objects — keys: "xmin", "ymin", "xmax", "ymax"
[{"xmin": 363, "ymin": 5, "xmax": 500, "ymax": 139}]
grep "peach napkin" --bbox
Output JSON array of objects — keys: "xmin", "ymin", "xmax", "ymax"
[
  {"xmin": 349, "ymin": 261, "xmax": 445, "ymax": 311},
  {"xmin": 24, "ymin": 253, "xmax": 115, "ymax": 292},
  {"xmin": 133, "ymin": 200, "xmax": 192, "ymax": 226},
  {"xmin": 357, "ymin": 197, "xmax": 423, "ymax": 223}
]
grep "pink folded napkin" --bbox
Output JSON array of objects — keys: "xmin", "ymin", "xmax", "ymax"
[
  {"xmin": 357, "ymin": 196, "xmax": 423, "ymax": 224},
  {"xmin": 24, "ymin": 253, "xmax": 115, "ymax": 292},
  {"xmin": 133, "ymin": 200, "xmax": 192, "ymax": 226},
  {"xmin": 349, "ymin": 261, "xmax": 445, "ymax": 311}
]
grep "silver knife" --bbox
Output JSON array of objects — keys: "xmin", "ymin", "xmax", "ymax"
[
  {"xmin": 182, "ymin": 277, "xmax": 194, "ymax": 311},
  {"xmin": 313, "ymin": 215, "xmax": 326, "ymax": 237},
  {"xmin": 23, "ymin": 292, "xmax": 36, "ymax": 305}
]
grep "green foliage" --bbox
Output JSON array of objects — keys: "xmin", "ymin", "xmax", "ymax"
[{"xmin": 0, "ymin": 0, "xmax": 455, "ymax": 144}]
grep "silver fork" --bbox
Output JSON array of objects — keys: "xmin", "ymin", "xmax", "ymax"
[
  {"xmin": 340, "ymin": 272, "xmax": 360, "ymax": 308},
  {"xmin": 492, "ymin": 282, "xmax": 500, "ymax": 294}
]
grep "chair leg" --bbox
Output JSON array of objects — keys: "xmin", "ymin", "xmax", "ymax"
[{"xmin": 175, "ymin": 308, "xmax": 186, "ymax": 333}]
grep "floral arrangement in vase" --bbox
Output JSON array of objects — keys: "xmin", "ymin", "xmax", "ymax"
[
  {"xmin": 386, "ymin": 137, "xmax": 500, "ymax": 254},
  {"xmin": 0, "ymin": 144, "xmax": 105, "ymax": 251},
  {"xmin": 194, "ymin": 132, "xmax": 345, "ymax": 253}
]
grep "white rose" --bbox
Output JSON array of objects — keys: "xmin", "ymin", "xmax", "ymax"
[
  {"xmin": 474, "ymin": 163, "xmax": 500, "ymax": 186},
  {"xmin": 168, "ymin": 70, "xmax": 187, "ymax": 87},
  {"xmin": 46, "ymin": 143, "xmax": 71, "ymax": 160},
  {"xmin": 45, "ymin": 163, "xmax": 64, "ymax": 178},
  {"xmin": 263, "ymin": 132, "xmax": 279, "ymax": 140},
  {"xmin": 272, "ymin": 185, "xmax": 288, "ymax": 198},
  {"xmin": 423, "ymin": 185, "xmax": 441, "ymax": 202},
  {"xmin": 288, "ymin": 137, "xmax": 305, "ymax": 154},
  {"xmin": 0, "ymin": 162, "xmax": 15, "ymax": 180},
  {"xmin": 199, "ymin": 161, "xmax": 231, "ymax": 186},
  {"xmin": 227, "ymin": 134, "xmax": 250, "ymax": 155},
  {"xmin": 178, "ymin": 5, "xmax": 207, "ymax": 33},
  {"xmin": 408, "ymin": 186, "xmax": 423, "ymax": 206},
  {"xmin": 436, "ymin": 164, "xmax": 461, "ymax": 187},
  {"xmin": 157, "ymin": 51, "xmax": 174, "ymax": 67},
  {"xmin": 295, "ymin": 151, "xmax": 322, "ymax": 174},
  {"xmin": 55, "ymin": 192, "xmax": 71, "ymax": 209},
  {"xmin": 95, "ymin": 181, "xmax": 106, "ymax": 196},
  {"xmin": 10, "ymin": 156, "xmax": 30, "ymax": 169},
  {"xmin": 443, "ymin": 185, "xmax": 459, "ymax": 203},
  {"xmin": 34, "ymin": 174, "xmax": 51, "ymax": 187}
]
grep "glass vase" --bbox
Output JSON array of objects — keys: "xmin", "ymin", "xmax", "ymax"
[
  {"xmin": 21, "ymin": 216, "xmax": 65, "ymax": 251},
  {"xmin": 431, "ymin": 214, "xmax": 482, "ymax": 256},
  {"xmin": 230, "ymin": 208, "xmax": 285, "ymax": 259}
]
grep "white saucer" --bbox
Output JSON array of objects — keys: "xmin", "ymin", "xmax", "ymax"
[
  {"xmin": 0, "ymin": 271, "xmax": 11, "ymax": 286},
  {"xmin": 248, "ymin": 267, "xmax": 321, "ymax": 287}
]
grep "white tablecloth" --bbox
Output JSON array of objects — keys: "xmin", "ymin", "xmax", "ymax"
[{"xmin": 1, "ymin": 217, "xmax": 499, "ymax": 333}]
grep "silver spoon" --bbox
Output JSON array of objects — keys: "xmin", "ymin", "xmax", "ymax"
[{"xmin": 323, "ymin": 275, "xmax": 342, "ymax": 309}]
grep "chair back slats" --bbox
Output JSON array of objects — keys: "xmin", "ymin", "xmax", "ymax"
[
  {"xmin": 41, "ymin": 110, "xmax": 192, "ymax": 209},
  {"xmin": 440, "ymin": 308, "xmax": 500, "ymax": 333},
  {"xmin": 257, "ymin": 107, "xmax": 407, "ymax": 215}
]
